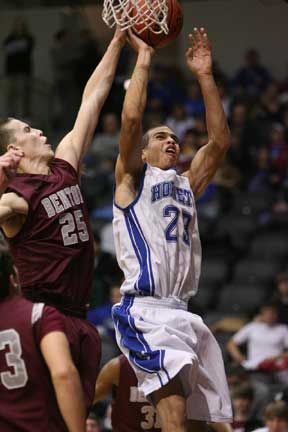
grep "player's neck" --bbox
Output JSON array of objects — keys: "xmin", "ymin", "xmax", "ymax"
[{"xmin": 18, "ymin": 157, "xmax": 51, "ymax": 175}]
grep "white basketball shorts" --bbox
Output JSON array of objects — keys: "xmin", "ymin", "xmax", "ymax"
[{"xmin": 112, "ymin": 295, "xmax": 232, "ymax": 422}]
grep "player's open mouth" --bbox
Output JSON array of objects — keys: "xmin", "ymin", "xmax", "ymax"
[{"xmin": 166, "ymin": 147, "xmax": 176, "ymax": 155}]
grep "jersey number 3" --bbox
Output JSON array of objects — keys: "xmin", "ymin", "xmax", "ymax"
[
  {"xmin": 0, "ymin": 329, "xmax": 28, "ymax": 389},
  {"xmin": 59, "ymin": 209, "xmax": 89, "ymax": 246},
  {"xmin": 164, "ymin": 205, "xmax": 191, "ymax": 246}
]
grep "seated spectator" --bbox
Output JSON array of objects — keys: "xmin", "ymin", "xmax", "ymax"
[
  {"xmin": 252, "ymin": 401, "xmax": 288, "ymax": 432},
  {"xmin": 231, "ymin": 384, "xmax": 263, "ymax": 432},
  {"xmin": 165, "ymin": 103, "xmax": 195, "ymax": 142},
  {"xmin": 233, "ymin": 49, "xmax": 271, "ymax": 97},
  {"xmin": 86, "ymin": 411, "xmax": 102, "ymax": 432},
  {"xmin": 184, "ymin": 80, "xmax": 205, "ymax": 117},
  {"xmin": 89, "ymin": 113, "xmax": 120, "ymax": 161},
  {"xmin": 87, "ymin": 283, "xmax": 122, "ymax": 366},
  {"xmin": 227, "ymin": 363, "xmax": 270, "ymax": 420},
  {"xmin": 227, "ymin": 302, "xmax": 288, "ymax": 385},
  {"xmin": 267, "ymin": 123, "xmax": 288, "ymax": 175}
]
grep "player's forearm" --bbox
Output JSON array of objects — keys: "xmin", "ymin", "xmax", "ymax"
[
  {"xmin": 122, "ymin": 48, "xmax": 152, "ymax": 121},
  {"xmin": 52, "ymin": 367, "xmax": 86, "ymax": 432},
  {"xmin": 198, "ymin": 74, "xmax": 230, "ymax": 151},
  {"xmin": 82, "ymin": 37, "xmax": 124, "ymax": 104}
]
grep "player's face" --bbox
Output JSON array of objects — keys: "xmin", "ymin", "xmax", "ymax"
[
  {"xmin": 7, "ymin": 119, "xmax": 54, "ymax": 163},
  {"xmin": 142, "ymin": 126, "xmax": 180, "ymax": 170},
  {"xmin": 86, "ymin": 419, "xmax": 101, "ymax": 432}
]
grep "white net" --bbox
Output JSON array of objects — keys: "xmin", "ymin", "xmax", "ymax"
[{"xmin": 102, "ymin": 0, "xmax": 169, "ymax": 34}]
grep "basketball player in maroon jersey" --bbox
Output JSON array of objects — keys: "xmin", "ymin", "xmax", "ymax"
[
  {"xmin": 94, "ymin": 354, "xmax": 161, "ymax": 431},
  {"xmin": 0, "ymin": 28, "xmax": 126, "ymax": 408},
  {"xmin": 0, "ymin": 252, "xmax": 86, "ymax": 432}
]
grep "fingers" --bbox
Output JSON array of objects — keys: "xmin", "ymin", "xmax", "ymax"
[
  {"xmin": 189, "ymin": 27, "xmax": 211, "ymax": 49},
  {"xmin": 0, "ymin": 150, "xmax": 24, "ymax": 171}
]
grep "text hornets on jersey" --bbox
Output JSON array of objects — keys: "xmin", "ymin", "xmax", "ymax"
[{"xmin": 151, "ymin": 181, "xmax": 193, "ymax": 207}]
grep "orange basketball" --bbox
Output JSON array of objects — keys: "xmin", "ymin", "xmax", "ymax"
[{"xmin": 132, "ymin": 0, "xmax": 183, "ymax": 48}]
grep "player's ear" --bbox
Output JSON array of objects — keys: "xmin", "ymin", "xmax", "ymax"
[{"xmin": 7, "ymin": 143, "xmax": 20, "ymax": 152}]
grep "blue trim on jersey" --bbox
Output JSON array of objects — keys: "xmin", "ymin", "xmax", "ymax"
[
  {"xmin": 112, "ymin": 295, "xmax": 170, "ymax": 387},
  {"xmin": 113, "ymin": 163, "xmax": 147, "ymax": 212},
  {"xmin": 124, "ymin": 208, "xmax": 155, "ymax": 296},
  {"xmin": 130, "ymin": 208, "xmax": 155, "ymax": 296}
]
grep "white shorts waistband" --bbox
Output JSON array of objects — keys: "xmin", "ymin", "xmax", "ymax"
[{"xmin": 123, "ymin": 294, "xmax": 188, "ymax": 310}]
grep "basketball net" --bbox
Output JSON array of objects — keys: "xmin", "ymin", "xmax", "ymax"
[{"xmin": 102, "ymin": 0, "xmax": 169, "ymax": 34}]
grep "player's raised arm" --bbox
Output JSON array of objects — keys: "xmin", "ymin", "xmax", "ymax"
[
  {"xmin": 115, "ymin": 30, "xmax": 154, "ymax": 186},
  {"xmin": 183, "ymin": 28, "xmax": 231, "ymax": 199},
  {"xmin": 94, "ymin": 356, "xmax": 120, "ymax": 404},
  {"xmin": 55, "ymin": 29, "xmax": 126, "ymax": 172},
  {"xmin": 41, "ymin": 331, "xmax": 86, "ymax": 432}
]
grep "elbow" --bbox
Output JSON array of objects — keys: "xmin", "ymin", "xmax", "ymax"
[
  {"xmin": 214, "ymin": 126, "xmax": 231, "ymax": 152},
  {"xmin": 121, "ymin": 112, "xmax": 141, "ymax": 128},
  {"xmin": 51, "ymin": 363, "xmax": 78, "ymax": 385}
]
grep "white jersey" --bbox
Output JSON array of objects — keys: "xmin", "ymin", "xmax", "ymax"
[{"xmin": 113, "ymin": 163, "xmax": 201, "ymax": 301}]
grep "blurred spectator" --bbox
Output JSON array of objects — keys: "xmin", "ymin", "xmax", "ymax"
[
  {"xmin": 227, "ymin": 302, "xmax": 288, "ymax": 386},
  {"xmin": 89, "ymin": 113, "xmax": 120, "ymax": 161},
  {"xmin": 86, "ymin": 411, "xmax": 102, "ymax": 432},
  {"xmin": 75, "ymin": 28, "xmax": 101, "ymax": 97},
  {"xmin": 87, "ymin": 283, "xmax": 121, "ymax": 366},
  {"xmin": 227, "ymin": 363, "xmax": 270, "ymax": 420},
  {"xmin": 89, "ymin": 231, "xmax": 123, "ymax": 308},
  {"xmin": 184, "ymin": 80, "xmax": 205, "ymax": 117},
  {"xmin": 233, "ymin": 49, "xmax": 271, "ymax": 97},
  {"xmin": 271, "ymin": 273, "xmax": 288, "ymax": 326},
  {"xmin": 267, "ymin": 123, "xmax": 288, "ymax": 175},
  {"xmin": 260, "ymin": 81, "xmax": 282, "ymax": 124},
  {"xmin": 165, "ymin": 103, "xmax": 195, "ymax": 142},
  {"xmin": 50, "ymin": 28, "xmax": 79, "ymax": 131},
  {"xmin": 231, "ymin": 384, "xmax": 263, "ymax": 432},
  {"xmin": 147, "ymin": 64, "xmax": 183, "ymax": 116},
  {"xmin": 252, "ymin": 401, "xmax": 288, "ymax": 432},
  {"xmin": 3, "ymin": 16, "xmax": 34, "ymax": 118}
]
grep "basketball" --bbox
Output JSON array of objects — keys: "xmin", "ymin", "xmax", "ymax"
[{"xmin": 132, "ymin": 0, "xmax": 183, "ymax": 48}]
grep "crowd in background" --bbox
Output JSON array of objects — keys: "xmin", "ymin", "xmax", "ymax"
[{"xmin": 2, "ymin": 15, "xmax": 288, "ymax": 432}]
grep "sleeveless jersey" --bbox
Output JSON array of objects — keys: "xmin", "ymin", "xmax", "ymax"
[
  {"xmin": 112, "ymin": 355, "xmax": 161, "ymax": 431},
  {"xmin": 113, "ymin": 164, "xmax": 201, "ymax": 301},
  {"xmin": 0, "ymin": 295, "xmax": 67, "ymax": 432},
  {"xmin": 6, "ymin": 158, "xmax": 94, "ymax": 316}
]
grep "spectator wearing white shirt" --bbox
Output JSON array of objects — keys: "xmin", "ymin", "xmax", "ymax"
[{"xmin": 227, "ymin": 302, "xmax": 288, "ymax": 386}]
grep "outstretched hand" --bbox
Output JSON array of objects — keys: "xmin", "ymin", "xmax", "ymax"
[
  {"xmin": 0, "ymin": 149, "xmax": 23, "ymax": 191},
  {"xmin": 127, "ymin": 28, "xmax": 154, "ymax": 55},
  {"xmin": 113, "ymin": 26, "xmax": 127, "ymax": 47},
  {"xmin": 186, "ymin": 27, "xmax": 212, "ymax": 77}
]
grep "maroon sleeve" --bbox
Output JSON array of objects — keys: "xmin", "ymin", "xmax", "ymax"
[{"xmin": 34, "ymin": 305, "xmax": 66, "ymax": 344}]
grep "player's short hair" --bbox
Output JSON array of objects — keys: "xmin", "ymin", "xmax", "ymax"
[
  {"xmin": 0, "ymin": 118, "xmax": 14, "ymax": 155},
  {"xmin": 141, "ymin": 126, "xmax": 163, "ymax": 149},
  {"xmin": 0, "ymin": 253, "xmax": 14, "ymax": 300},
  {"xmin": 264, "ymin": 401, "xmax": 288, "ymax": 421}
]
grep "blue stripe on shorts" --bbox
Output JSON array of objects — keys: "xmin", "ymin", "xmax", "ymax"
[{"xmin": 112, "ymin": 295, "xmax": 170, "ymax": 387}]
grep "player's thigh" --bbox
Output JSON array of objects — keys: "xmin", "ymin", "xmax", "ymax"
[{"xmin": 151, "ymin": 374, "xmax": 186, "ymax": 422}]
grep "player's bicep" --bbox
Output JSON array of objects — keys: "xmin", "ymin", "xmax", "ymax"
[
  {"xmin": 184, "ymin": 141, "xmax": 226, "ymax": 199},
  {"xmin": 40, "ymin": 331, "xmax": 73, "ymax": 374}
]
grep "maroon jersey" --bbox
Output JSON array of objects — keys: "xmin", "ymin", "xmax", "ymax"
[
  {"xmin": 6, "ymin": 158, "xmax": 94, "ymax": 316},
  {"xmin": 0, "ymin": 295, "xmax": 68, "ymax": 432},
  {"xmin": 112, "ymin": 355, "xmax": 161, "ymax": 432}
]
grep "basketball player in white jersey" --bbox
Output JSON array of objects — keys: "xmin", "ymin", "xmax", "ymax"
[{"xmin": 112, "ymin": 28, "xmax": 232, "ymax": 432}]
